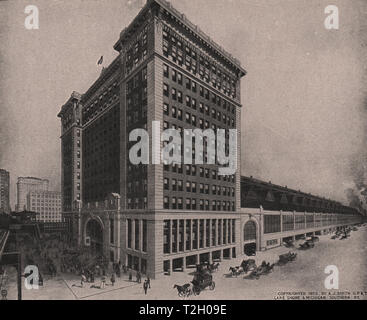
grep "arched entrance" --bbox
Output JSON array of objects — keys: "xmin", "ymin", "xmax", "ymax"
[
  {"xmin": 243, "ymin": 220, "xmax": 257, "ymax": 256},
  {"xmin": 86, "ymin": 219, "xmax": 104, "ymax": 257}
]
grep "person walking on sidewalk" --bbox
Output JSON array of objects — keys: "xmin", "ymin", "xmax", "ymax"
[
  {"xmin": 143, "ymin": 280, "xmax": 148, "ymax": 295},
  {"xmin": 110, "ymin": 272, "xmax": 116, "ymax": 286}
]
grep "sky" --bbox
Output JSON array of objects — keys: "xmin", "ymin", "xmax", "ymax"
[{"xmin": 0, "ymin": 0, "xmax": 366, "ymax": 209}]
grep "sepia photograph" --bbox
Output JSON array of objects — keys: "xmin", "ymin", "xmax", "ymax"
[{"xmin": 0, "ymin": 0, "xmax": 366, "ymax": 306}]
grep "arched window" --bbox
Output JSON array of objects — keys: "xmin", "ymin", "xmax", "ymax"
[{"xmin": 244, "ymin": 221, "xmax": 257, "ymax": 241}]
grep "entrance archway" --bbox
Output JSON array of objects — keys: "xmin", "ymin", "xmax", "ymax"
[
  {"xmin": 243, "ymin": 220, "xmax": 257, "ymax": 256},
  {"xmin": 86, "ymin": 219, "xmax": 104, "ymax": 257}
]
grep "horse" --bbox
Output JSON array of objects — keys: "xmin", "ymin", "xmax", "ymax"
[
  {"xmin": 212, "ymin": 263, "xmax": 220, "ymax": 272},
  {"xmin": 208, "ymin": 262, "xmax": 220, "ymax": 273},
  {"xmin": 173, "ymin": 284, "xmax": 191, "ymax": 297},
  {"xmin": 241, "ymin": 259, "xmax": 257, "ymax": 273},
  {"xmin": 229, "ymin": 266, "xmax": 244, "ymax": 277},
  {"xmin": 260, "ymin": 262, "xmax": 275, "ymax": 275}
]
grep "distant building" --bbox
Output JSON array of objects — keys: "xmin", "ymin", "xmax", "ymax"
[
  {"xmin": 0, "ymin": 169, "xmax": 10, "ymax": 214},
  {"xmin": 26, "ymin": 191, "xmax": 62, "ymax": 223},
  {"xmin": 16, "ymin": 177, "xmax": 49, "ymax": 212}
]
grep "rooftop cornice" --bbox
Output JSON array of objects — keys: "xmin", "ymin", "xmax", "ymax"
[
  {"xmin": 241, "ymin": 175, "xmax": 344, "ymax": 208},
  {"xmin": 81, "ymin": 55, "xmax": 121, "ymax": 105},
  {"xmin": 58, "ymin": 91, "xmax": 82, "ymax": 118},
  {"xmin": 114, "ymin": 0, "xmax": 246, "ymax": 77},
  {"xmin": 17, "ymin": 177, "xmax": 49, "ymax": 182}
]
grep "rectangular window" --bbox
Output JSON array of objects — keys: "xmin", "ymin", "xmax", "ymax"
[
  {"xmin": 172, "ymin": 179, "xmax": 177, "ymax": 191},
  {"xmin": 164, "ymin": 196, "xmax": 169, "ymax": 209},
  {"xmin": 163, "ymin": 103, "xmax": 169, "ymax": 115},
  {"xmin": 186, "ymin": 198, "xmax": 191, "ymax": 210},
  {"xmin": 172, "ymin": 69, "xmax": 177, "ymax": 82},
  {"xmin": 199, "ymin": 220, "xmax": 204, "ymax": 248},
  {"xmin": 163, "ymin": 83, "xmax": 169, "ymax": 96},
  {"xmin": 110, "ymin": 218, "xmax": 114, "ymax": 244},
  {"xmin": 282, "ymin": 215, "xmax": 294, "ymax": 232},
  {"xmin": 163, "ymin": 64, "xmax": 169, "ymax": 77},
  {"xmin": 163, "ymin": 220, "xmax": 170, "ymax": 254},
  {"xmin": 177, "ymin": 179, "xmax": 183, "ymax": 192},
  {"xmin": 172, "ymin": 197, "xmax": 177, "ymax": 209},
  {"xmin": 264, "ymin": 215, "xmax": 281, "ymax": 234},
  {"xmin": 212, "ymin": 220, "xmax": 216, "ymax": 246},
  {"xmin": 192, "ymin": 220, "xmax": 198, "ymax": 249},
  {"xmin": 172, "ymin": 88, "xmax": 177, "ymax": 100},
  {"xmin": 186, "ymin": 220, "xmax": 191, "ymax": 250},
  {"xmin": 172, "ymin": 220, "xmax": 178, "ymax": 253},
  {"xmin": 164, "ymin": 178, "xmax": 169, "ymax": 190},
  {"xmin": 232, "ymin": 219, "xmax": 235, "ymax": 243},
  {"xmin": 127, "ymin": 219, "xmax": 132, "ymax": 248},
  {"xmin": 142, "ymin": 220, "xmax": 147, "ymax": 252},
  {"xmin": 178, "ymin": 197, "xmax": 183, "ymax": 209},
  {"xmin": 179, "ymin": 220, "xmax": 184, "ymax": 252},
  {"xmin": 135, "ymin": 219, "xmax": 140, "ymax": 250}
]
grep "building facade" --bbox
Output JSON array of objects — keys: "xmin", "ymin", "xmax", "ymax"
[
  {"xmin": 0, "ymin": 169, "xmax": 10, "ymax": 214},
  {"xmin": 58, "ymin": 0, "xmax": 362, "ymax": 278},
  {"xmin": 57, "ymin": 92, "xmax": 83, "ymax": 242},
  {"xmin": 16, "ymin": 177, "xmax": 49, "ymax": 212},
  {"xmin": 26, "ymin": 191, "xmax": 62, "ymax": 223},
  {"xmin": 239, "ymin": 176, "xmax": 362, "ymax": 254}
]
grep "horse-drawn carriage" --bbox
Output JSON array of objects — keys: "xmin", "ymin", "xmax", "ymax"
[
  {"xmin": 191, "ymin": 269, "xmax": 215, "ymax": 295},
  {"xmin": 310, "ymin": 236, "xmax": 319, "ymax": 242},
  {"xmin": 246, "ymin": 261, "xmax": 275, "ymax": 280},
  {"xmin": 277, "ymin": 252, "xmax": 297, "ymax": 266},
  {"xmin": 283, "ymin": 239, "xmax": 294, "ymax": 248},
  {"xmin": 299, "ymin": 239, "xmax": 315, "ymax": 250}
]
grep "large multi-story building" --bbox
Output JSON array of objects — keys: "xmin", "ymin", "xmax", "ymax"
[
  {"xmin": 16, "ymin": 177, "xmax": 49, "ymax": 212},
  {"xmin": 58, "ymin": 0, "xmax": 362, "ymax": 277},
  {"xmin": 0, "ymin": 169, "xmax": 10, "ymax": 214},
  {"xmin": 26, "ymin": 191, "xmax": 62, "ymax": 223}
]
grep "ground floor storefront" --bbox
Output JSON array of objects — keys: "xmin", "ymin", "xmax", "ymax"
[
  {"xmin": 69, "ymin": 205, "xmax": 363, "ymax": 279},
  {"xmin": 4, "ymin": 224, "xmax": 367, "ymax": 300}
]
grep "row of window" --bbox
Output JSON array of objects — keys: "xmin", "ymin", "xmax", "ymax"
[
  {"xmin": 127, "ymin": 219, "xmax": 148, "ymax": 253},
  {"xmin": 163, "ymin": 103, "xmax": 235, "ymax": 128},
  {"xmin": 264, "ymin": 214, "xmax": 358, "ymax": 234},
  {"xmin": 127, "ymin": 198, "xmax": 147, "ymax": 210},
  {"xmin": 164, "ymin": 164, "xmax": 235, "ymax": 183},
  {"xmin": 82, "ymin": 82, "xmax": 119, "ymax": 124},
  {"xmin": 163, "ymin": 64, "xmax": 236, "ymax": 113},
  {"xmin": 163, "ymin": 218, "xmax": 236, "ymax": 254},
  {"xmin": 163, "ymin": 196, "xmax": 235, "ymax": 211},
  {"xmin": 125, "ymin": 26, "xmax": 148, "ymax": 75},
  {"xmin": 164, "ymin": 178, "xmax": 234, "ymax": 196},
  {"xmin": 162, "ymin": 26, "xmax": 237, "ymax": 99}
]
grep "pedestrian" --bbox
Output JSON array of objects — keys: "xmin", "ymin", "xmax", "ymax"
[
  {"xmin": 129, "ymin": 271, "xmax": 132, "ymax": 282},
  {"xmin": 110, "ymin": 272, "xmax": 116, "ymax": 286},
  {"xmin": 81, "ymin": 273, "xmax": 87, "ymax": 288},
  {"xmin": 101, "ymin": 275, "xmax": 106, "ymax": 289},
  {"xmin": 147, "ymin": 276, "xmax": 151, "ymax": 289},
  {"xmin": 143, "ymin": 280, "xmax": 148, "ymax": 295}
]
